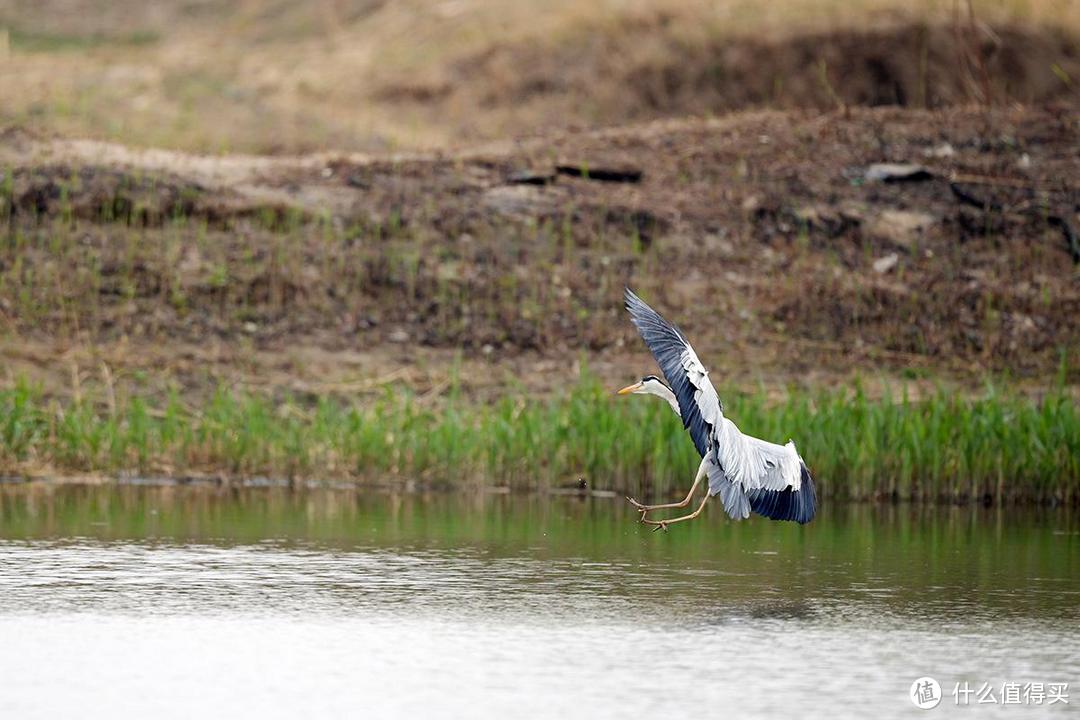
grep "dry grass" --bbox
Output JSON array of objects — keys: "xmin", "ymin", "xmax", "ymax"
[{"xmin": 1, "ymin": 0, "xmax": 1077, "ymax": 153}]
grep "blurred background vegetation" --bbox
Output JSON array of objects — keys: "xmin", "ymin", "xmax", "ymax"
[{"xmin": 1, "ymin": 0, "xmax": 1077, "ymax": 153}]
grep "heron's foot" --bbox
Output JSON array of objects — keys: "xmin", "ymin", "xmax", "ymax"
[
  {"xmin": 625, "ymin": 497, "xmax": 654, "ymax": 524},
  {"xmin": 642, "ymin": 518, "xmax": 669, "ymax": 532}
]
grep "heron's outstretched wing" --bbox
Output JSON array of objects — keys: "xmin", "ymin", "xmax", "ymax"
[{"xmin": 624, "ymin": 287, "xmax": 721, "ymax": 458}]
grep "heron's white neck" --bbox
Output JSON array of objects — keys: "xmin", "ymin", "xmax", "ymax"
[{"xmin": 641, "ymin": 381, "xmax": 680, "ymax": 417}]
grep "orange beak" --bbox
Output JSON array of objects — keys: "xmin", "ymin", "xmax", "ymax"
[{"xmin": 616, "ymin": 381, "xmax": 642, "ymax": 395}]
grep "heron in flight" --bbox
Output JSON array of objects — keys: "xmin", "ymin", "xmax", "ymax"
[{"xmin": 617, "ymin": 288, "xmax": 816, "ymax": 530}]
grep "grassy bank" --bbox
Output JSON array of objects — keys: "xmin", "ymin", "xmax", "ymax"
[{"xmin": 1, "ymin": 376, "xmax": 1076, "ymax": 504}]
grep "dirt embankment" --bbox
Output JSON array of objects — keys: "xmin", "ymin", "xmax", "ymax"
[
  {"xmin": 1, "ymin": 106, "xmax": 1078, "ymax": 402},
  {"xmin": 391, "ymin": 20, "xmax": 1080, "ymax": 141}
]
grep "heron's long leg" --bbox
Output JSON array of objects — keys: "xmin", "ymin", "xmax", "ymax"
[
  {"xmin": 626, "ymin": 458, "xmax": 707, "ymax": 513},
  {"xmin": 641, "ymin": 492, "xmax": 710, "ymax": 531}
]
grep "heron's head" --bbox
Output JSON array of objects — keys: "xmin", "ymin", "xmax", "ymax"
[{"xmin": 617, "ymin": 375, "xmax": 669, "ymax": 397}]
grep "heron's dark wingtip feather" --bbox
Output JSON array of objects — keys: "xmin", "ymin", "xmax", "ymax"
[{"xmin": 747, "ymin": 463, "xmax": 817, "ymax": 524}]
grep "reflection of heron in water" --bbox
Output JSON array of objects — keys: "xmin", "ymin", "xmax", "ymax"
[{"xmin": 617, "ymin": 288, "xmax": 817, "ymax": 531}]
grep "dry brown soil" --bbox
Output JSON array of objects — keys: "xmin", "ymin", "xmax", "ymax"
[{"xmin": 1, "ymin": 105, "xmax": 1078, "ymax": 403}]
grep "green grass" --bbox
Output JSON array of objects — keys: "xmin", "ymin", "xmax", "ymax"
[
  {"xmin": 1, "ymin": 376, "xmax": 1076, "ymax": 504},
  {"xmin": 4, "ymin": 28, "xmax": 160, "ymax": 53}
]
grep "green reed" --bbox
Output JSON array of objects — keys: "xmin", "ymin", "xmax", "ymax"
[{"xmin": 0, "ymin": 377, "xmax": 1076, "ymax": 503}]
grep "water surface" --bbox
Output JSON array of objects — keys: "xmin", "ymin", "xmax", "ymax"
[{"xmin": 0, "ymin": 484, "xmax": 1077, "ymax": 718}]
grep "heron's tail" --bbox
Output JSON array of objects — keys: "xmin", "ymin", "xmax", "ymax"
[{"xmin": 708, "ymin": 458, "xmax": 817, "ymax": 524}]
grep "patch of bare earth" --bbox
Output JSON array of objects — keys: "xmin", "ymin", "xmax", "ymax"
[{"xmin": 1, "ymin": 106, "xmax": 1077, "ymax": 404}]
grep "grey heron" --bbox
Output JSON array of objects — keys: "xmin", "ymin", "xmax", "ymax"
[{"xmin": 617, "ymin": 287, "xmax": 816, "ymax": 530}]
